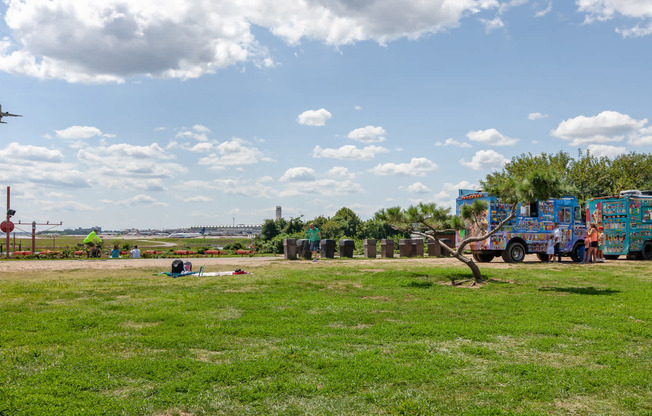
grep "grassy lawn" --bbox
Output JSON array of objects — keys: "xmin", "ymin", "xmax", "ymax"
[{"xmin": 1, "ymin": 260, "xmax": 651, "ymax": 415}]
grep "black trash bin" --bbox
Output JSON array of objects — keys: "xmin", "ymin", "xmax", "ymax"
[
  {"xmin": 339, "ymin": 239, "xmax": 355, "ymax": 258},
  {"xmin": 297, "ymin": 239, "xmax": 312, "ymax": 260},
  {"xmin": 439, "ymin": 238, "xmax": 453, "ymax": 257},
  {"xmin": 283, "ymin": 238, "xmax": 297, "ymax": 260},
  {"xmin": 320, "ymin": 239, "xmax": 335, "ymax": 259},
  {"xmin": 380, "ymin": 239, "xmax": 394, "ymax": 258}
]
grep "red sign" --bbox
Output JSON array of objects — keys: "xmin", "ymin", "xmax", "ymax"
[{"xmin": 1, "ymin": 220, "xmax": 14, "ymax": 233}]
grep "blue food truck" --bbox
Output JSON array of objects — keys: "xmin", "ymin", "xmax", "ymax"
[
  {"xmin": 586, "ymin": 190, "xmax": 652, "ymax": 260},
  {"xmin": 456, "ymin": 189, "xmax": 587, "ymax": 263}
]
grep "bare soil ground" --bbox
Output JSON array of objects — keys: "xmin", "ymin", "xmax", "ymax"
[{"xmin": 0, "ymin": 254, "xmax": 636, "ymax": 272}]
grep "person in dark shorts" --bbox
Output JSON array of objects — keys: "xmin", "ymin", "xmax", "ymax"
[{"xmin": 306, "ymin": 223, "xmax": 322, "ymax": 262}]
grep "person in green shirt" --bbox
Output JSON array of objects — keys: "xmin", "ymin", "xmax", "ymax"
[
  {"xmin": 306, "ymin": 223, "xmax": 322, "ymax": 262},
  {"xmin": 83, "ymin": 229, "xmax": 103, "ymax": 257}
]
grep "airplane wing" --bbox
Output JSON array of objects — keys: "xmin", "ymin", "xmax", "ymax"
[{"xmin": 2, "ymin": 112, "xmax": 22, "ymax": 117}]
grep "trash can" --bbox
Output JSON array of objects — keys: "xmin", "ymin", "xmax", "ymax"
[
  {"xmin": 320, "ymin": 239, "xmax": 335, "ymax": 259},
  {"xmin": 339, "ymin": 239, "xmax": 355, "ymax": 258},
  {"xmin": 283, "ymin": 238, "xmax": 297, "ymax": 260},
  {"xmin": 413, "ymin": 238, "xmax": 424, "ymax": 257},
  {"xmin": 297, "ymin": 239, "xmax": 312, "ymax": 260},
  {"xmin": 427, "ymin": 241, "xmax": 440, "ymax": 257},
  {"xmin": 380, "ymin": 239, "xmax": 394, "ymax": 258},
  {"xmin": 439, "ymin": 238, "xmax": 453, "ymax": 257},
  {"xmin": 364, "ymin": 239, "xmax": 377, "ymax": 258},
  {"xmin": 399, "ymin": 239, "xmax": 414, "ymax": 257}
]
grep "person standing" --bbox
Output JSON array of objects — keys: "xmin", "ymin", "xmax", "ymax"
[
  {"xmin": 306, "ymin": 223, "xmax": 322, "ymax": 262},
  {"xmin": 597, "ymin": 226, "xmax": 606, "ymax": 263},
  {"xmin": 582, "ymin": 229, "xmax": 591, "ymax": 264},
  {"xmin": 130, "ymin": 245, "xmax": 141, "ymax": 258},
  {"xmin": 546, "ymin": 234, "xmax": 555, "ymax": 263},
  {"xmin": 552, "ymin": 222, "xmax": 562, "ymax": 263},
  {"xmin": 587, "ymin": 223, "xmax": 599, "ymax": 263}
]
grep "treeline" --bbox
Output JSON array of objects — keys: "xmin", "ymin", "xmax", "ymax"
[
  {"xmin": 255, "ymin": 207, "xmax": 407, "ymax": 254},
  {"xmin": 485, "ymin": 150, "xmax": 652, "ymax": 205}
]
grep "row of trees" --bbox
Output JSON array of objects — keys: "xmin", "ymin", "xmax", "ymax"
[
  {"xmin": 256, "ymin": 207, "xmax": 407, "ymax": 255},
  {"xmin": 486, "ymin": 150, "xmax": 652, "ymax": 207}
]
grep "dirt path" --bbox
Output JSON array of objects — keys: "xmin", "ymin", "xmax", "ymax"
[{"xmin": 0, "ymin": 254, "xmax": 637, "ymax": 273}]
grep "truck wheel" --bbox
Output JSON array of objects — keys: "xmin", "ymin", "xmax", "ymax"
[
  {"xmin": 502, "ymin": 241, "xmax": 526, "ymax": 263},
  {"xmin": 473, "ymin": 253, "xmax": 494, "ymax": 263},
  {"xmin": 604, "ymin": 255, "xmax": 620, "ymax": 260},
  {"xmin": 641, "ymin": 241, "xmax": 652, "ymax": 260},
  {"xmin": 536, "ymin": 253, "xmax": 549, "ymax": 262},
  {"xmin": 569, "ymin": 243, "xmax": 582, "ymax": 262}
]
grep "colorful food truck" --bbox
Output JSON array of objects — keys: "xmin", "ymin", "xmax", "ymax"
[
  {"xmin": 456, "ymin": 189, "xmax": 586, "ymax": 263},
  {"xmin": 585, "ymin": 190, "xmax": 652, "ymax": 260}
]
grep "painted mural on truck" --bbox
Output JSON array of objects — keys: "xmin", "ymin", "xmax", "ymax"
[
  {"xmin": 455, "ymin": 190, "xmax": 586, "ymax": 255},
  {"xmin": 586, "ymin": 194, "xmax": 652, "ymax": 255}
]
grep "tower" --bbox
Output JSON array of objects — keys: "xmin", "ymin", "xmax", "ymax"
[{"xmin": 275, "ymin": 206, "xmax": 282, "ymax": 220}]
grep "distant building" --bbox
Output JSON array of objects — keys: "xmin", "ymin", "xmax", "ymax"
[
  {"xmin": 276, "ymin": 206, "xmax": 282, "ymax": 220},
  {"xmin": 62, "ymin": 227, "xmax": 102, "ymax": 235},
  {"xmin": 190, "ymin": 225, "xmax": 261, "ymax": 237}
]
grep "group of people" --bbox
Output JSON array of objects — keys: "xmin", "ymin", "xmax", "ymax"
[
  {"xmin": 582, "ymin": 223, "xmax": 606, "ymax": 263},
  {"xmin": 545, "ymin": 222, "xmax": 605, "ymax": 263}
]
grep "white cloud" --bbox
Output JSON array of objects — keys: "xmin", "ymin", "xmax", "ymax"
[
  {"xmin": 370, "ymin": 157, "xmax": 438, "ymax": 176},
  {"xmin": 528, "ymin": 112, "xmax": 548, "ymax": 120},
  {"xmin": 0, "ymin": 142, "xmax": 88, "ymax": 188},
  {"xmin": 407, "ymin": 182, "xmax": 431, "ymax": 194},
  {"xmin": 578, "ymin": 0, "xmax": 652, "ymax": 37},
  {"xmin": 277, "ymin": 178, "xmax": 363, "ymax": 197},
  {"xmin": 175, "ymin": 125, "xmax": 210, "ymax": 142},
  {"xmin": 442, "ymin": 180, "xmax": 479, "ymax": 192},
  {"xmin": 628, "ymin": 126, "xmax": 652, "ymax": 145},
  {"xmin": 434, "ymin": 138, "xmax": 472, "ymax": 148},
  {"xmin": 104, "ymin": 194, "xmax": 169, "ymax": 207},
  {"xmin": 297, "ymin": 108, "xmax": 332, "ymax": 126},
  {"xmin": 460, "ymin": 150, "xmax": 508, "ymax": 171},
  {"xmin": 551, "ymin": 110, "xmax": 647, "ymax": 146},
  {"xmin": 0, "ymin": 1, "xmax": 500, "ymax": 83},
  {"xmin": 277, "ymin": 167, "xmax": 362, "ymax": 197},
  {"xmin": 327, "ymin": 166, "xmax": 355, "ymax": 179},
  {"xmin": 55, "ymin": 125, "xmax": 105, "ymax": 140},
  {"xmin": 587, "ymin": 144, "xmax": 627, "ymax": 158},
  {"xmin": 0, "ymin": 142, "xmax": 63, "ymax": 162},
  {"xmin": 481, "ymin": 17, "xmax": 505, "ymax": 33},
  {"xmin": 197, "ymin": 137, "xmax": 272, "ymax": 169},
  {"xmin": 77, "ymin": 142, "xmax": 188, "ymax": 191},
  {"xmin": 186, "ymin": 195, "xmax": 213, "ymax": 203},
  {"xmin": 347, "ymin": 125, "xmax": 386, "ymax": 143},
  {"xmin": 312, "ymin": 144, "xmax": 388, "ymax": 160},
  {"xmin": 280, "ymin": 167, "xmax": 317, "ymax": 183},
  {"xmin": 534, "ymin": 1, "xmax": 552, "ymax": 17},
  {"xmin": 467, "ymin": 128, "xmax": 518, "ymax": 146},
  {"xmin": 189, "ymin": 142, "xmax": 214, "ymax": 153}
]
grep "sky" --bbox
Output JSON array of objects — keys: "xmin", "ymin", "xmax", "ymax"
[{"xmin": 1, "ymin": 0, "xmax": 652, "ymax": 231}]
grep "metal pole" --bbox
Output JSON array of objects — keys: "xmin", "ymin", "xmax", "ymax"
[
  {"xmin": 6, "ymin": 186, "xmax": 10, "ymax": 259},
  {"xmin": 32, "ymin": 221, "xmax": 36, "ymax": 253}
]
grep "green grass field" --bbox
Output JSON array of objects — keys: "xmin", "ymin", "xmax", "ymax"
[{"xmin": 1, "ymin": 259, "xmax": 651, "ymax": 415}]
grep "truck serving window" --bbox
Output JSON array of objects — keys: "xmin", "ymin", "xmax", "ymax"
[
  {"xmin": 519, "ymin": 202, "xmax": 538, "ymax": 217},
  {"xmin": 559, "ymin": 207, "xmax": 571, "ymax": 223}
]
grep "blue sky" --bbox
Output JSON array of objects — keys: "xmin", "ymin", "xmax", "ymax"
[{"xmin": 1, "ymin": 0, "xmax": 652, "ymax": 230}]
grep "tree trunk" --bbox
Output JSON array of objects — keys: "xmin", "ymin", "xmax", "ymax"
[
  {"xmin": 452, "ymin": 251, "xmax": 483, "ymax": 283},
  {"xmin": 420, "ymin": 233, "xmax": 484, "ymax": 284}
]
